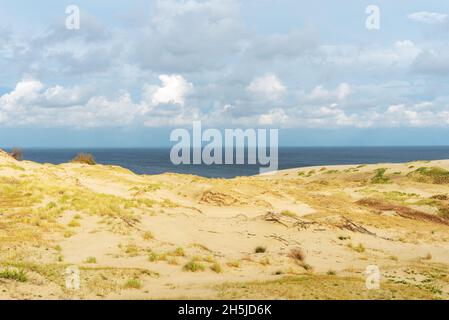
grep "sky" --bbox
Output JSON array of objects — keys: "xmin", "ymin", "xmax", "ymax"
[{"xmin": 1, "ymin": 0, "xmax": 449, "ymax": 147}]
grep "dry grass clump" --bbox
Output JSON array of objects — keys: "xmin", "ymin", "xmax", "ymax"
[
  {"xmin": 171, "ymin": 247, "xmax": 185, "ymax": 257},
  {"xmin": 288, "ymin": 247, "xmax": 312, "ymax": 271},
  {"xmin": 142, "ymin": 231, "xmax": 154, "ymax": 240},
  {"xmin": 84, "ymin": 257, "xmax": 97, "ymax": 264},
  {"xmin": 183, "ymin": 260, "xmax": 205, "ymax": 272},
  {"xmin": 210, "ymin": 262, "xmax": 223, "ymax": 273},
  {"xmin": 226, "ymin": 260, "xmax": 240, "ymax": 268},
  {"xmin": 71, "ymin": 153, "xmax": 96, "ymax": 165},
  {"xmin": 124, "ymin": 278, "xmax": 141, "ymax": 289},
  {"xmin": 9, "ymin": 148, "xmax": 23, "ymax": 161},
  {"xmin": 68, "ymin": 219, "xmax": 80, "ymax": 227},
  {"xmin": 288, "ymin": 247, "xmax": 305, "ymax": 262},
  {"xmin": 125, "ymin": 244, "xmax": 140, "ymax": 257},
  {"xmin": 148, "ymin": 251, "xmax": 168, "ymax": 262},
  {"xmin": 348, "ymin": 243, "xmax": 366, "ymax": 253}
]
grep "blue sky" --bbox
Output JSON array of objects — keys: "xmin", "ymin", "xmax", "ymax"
[{"xmin": 1, "ymin": 0, "xmax": 449, "ymax": 147}]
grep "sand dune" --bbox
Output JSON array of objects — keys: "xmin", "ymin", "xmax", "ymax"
[{"xmin": 0, "ymin": 149, "xmax": 448, "ymax": 299}]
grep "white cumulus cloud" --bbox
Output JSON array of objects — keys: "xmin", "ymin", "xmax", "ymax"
[
  {"xmin": 143, "ymin": 74, "xmax": 193, "ymax": 107},
  {"xmin": 247, "ymin": 74, "xmax": 286, "ymax": 101},
  {"xmin": 408, "ymin": 11, "xmax": 447, "ymax": 24},
  {"xmin": 307, "ymin": 83, "xmax": 351, "ymax": 102}
]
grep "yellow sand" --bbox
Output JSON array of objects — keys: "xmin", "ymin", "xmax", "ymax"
[{"xmin": 0, "ymin": 149, "xmax": 448, "ymax": 300}]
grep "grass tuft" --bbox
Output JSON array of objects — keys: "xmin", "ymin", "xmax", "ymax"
[
  {"xmin": 85, "ymin": 257, "xmax": 97, "ymax": 264},
  {"xmin": 124, "ymin": 278, "xmax": 141, "ymax": 289},
  {"xmin": 0, "ymin": 268, "xmax": 28, "ymax": 282},
  {"xmin": 183, "ymin": 260, "xmax": 205, "ymax": 272}
]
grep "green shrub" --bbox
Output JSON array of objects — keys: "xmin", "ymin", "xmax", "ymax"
[
  {"xmin": 0, "ymin": 268, "xmax": 27, "ymax": 282},
  {"xmin": 255, "ymin": 246, "xmax": 266, "ymax": 254},
  {"xmin": 371, "ymin": 168, "xmax": 390, "ymax": 184}
]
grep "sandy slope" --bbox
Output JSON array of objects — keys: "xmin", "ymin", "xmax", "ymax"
[{"xmin": 0, "ymin": 149, "xmax": 448, "ymax": 300}]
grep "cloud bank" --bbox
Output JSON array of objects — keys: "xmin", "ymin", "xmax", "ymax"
[{"xmin": 1, "ymin": 0, "xmax": 449, "ymax": 130}]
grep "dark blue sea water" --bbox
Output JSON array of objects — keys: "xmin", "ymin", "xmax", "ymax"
[{"xmin": 8, "ymin": 147, "xmax": 449, "ymax": 178}]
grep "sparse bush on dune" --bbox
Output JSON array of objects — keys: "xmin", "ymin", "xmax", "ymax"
[
  {"xmin": 255, "ymin": 246, "xmax": 266, "ymax": 254},
  {"xmin": 85, "ymin": 257, "xmax": 97, "ymax": 264},
  {"xmin": 142, "ymin": 231, "xmax": 154, "ymax": 240},
  {"xmin": 71, "ymin": 153, "xmax": 96, "ymax": 165},
  {"xmin": 124, "ymin": 278, "xmax": 141, "ymax": 289},
  {"xmin": 210, "ymin": 262, "xmax": 222, "ymax": 273},
  {"xmin": 9, "ymin": 148, "xmax": 23, "ymax": 161},
  {"xmin": 183, "ymin": 260, "xmax": 205, "ymax": 272},
  {"xmin": 0, "ymin": 268, "xmax": 27, "ymax": 282},
  {"xmin": 371, "ymin": 168, "xmax": 390, "ymax": 184},
  {"xmin": 288, "ymin": 247, "xmax": 305, "ymax": 262},
  {"xmin": 288, "ymin": 247, "xmax": 312, "ymax": 271},
  {"xmin": 348, "ymin": 243, "xmax": 365, "ymax": 253}
]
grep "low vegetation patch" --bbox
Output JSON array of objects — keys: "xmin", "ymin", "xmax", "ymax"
[
  {"xmin": 142, "ymin": 231, "xmax": 154, "ymax": 240},
  {"xmin": 348, "ymin": 243, "xmax": 365, "ymax": 253},
  {"xmin": 357, "ymin": 198, "xmax": 449, "ymax": 226},
  {"xmin": 0, "ymin": 268, "xmax": 28, "ymax": 282},
  {"xmin": 68, "ymin": 219, "xmax": 80, "ymax": 227},
  {"xmin": 409, "ymin": 167, "xmax": 449, "ymax": 184},
  {"xmin": 210, "ymin": 262, "xmax": 223, "ymax": 273},
  {"xmin": 124, "ymin": 278, "xmax": 141, "ymax": 289},
  {"xmin": 226, "ymin": 260, "xmax": 240, "ymax": 268},
  {"xmin": 84, "ymin": 257, "xmax": 97, "ymax": 264},
  {"xmin": 280, "ymin": 210, "xmax": 297, "ymax": 218},
  {"xmin": 371, "ymin": 168, "xmax": 390, "ymax": 184},
  {"xmin": 183, "ymin": 260, "xmax": 205, "ymax": 272},
  {"xmin": 71, "ymin": 153, "xmax": 96, "ymax": 165},
  {"xmin": 288, "ymin": 247, "xmax": 305, "ymax": 262},
  {"xmin": 255, "ymin": 246, "xmax": 267, "ymax": 254},
  {"xmin": 171, "ymin": 247, "xmax": 185, "ymax": 257}
]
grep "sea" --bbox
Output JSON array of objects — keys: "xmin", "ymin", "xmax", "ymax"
[{"xmin": 10, "ymin": 146, "xmax": 449, "ymax": 179}]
